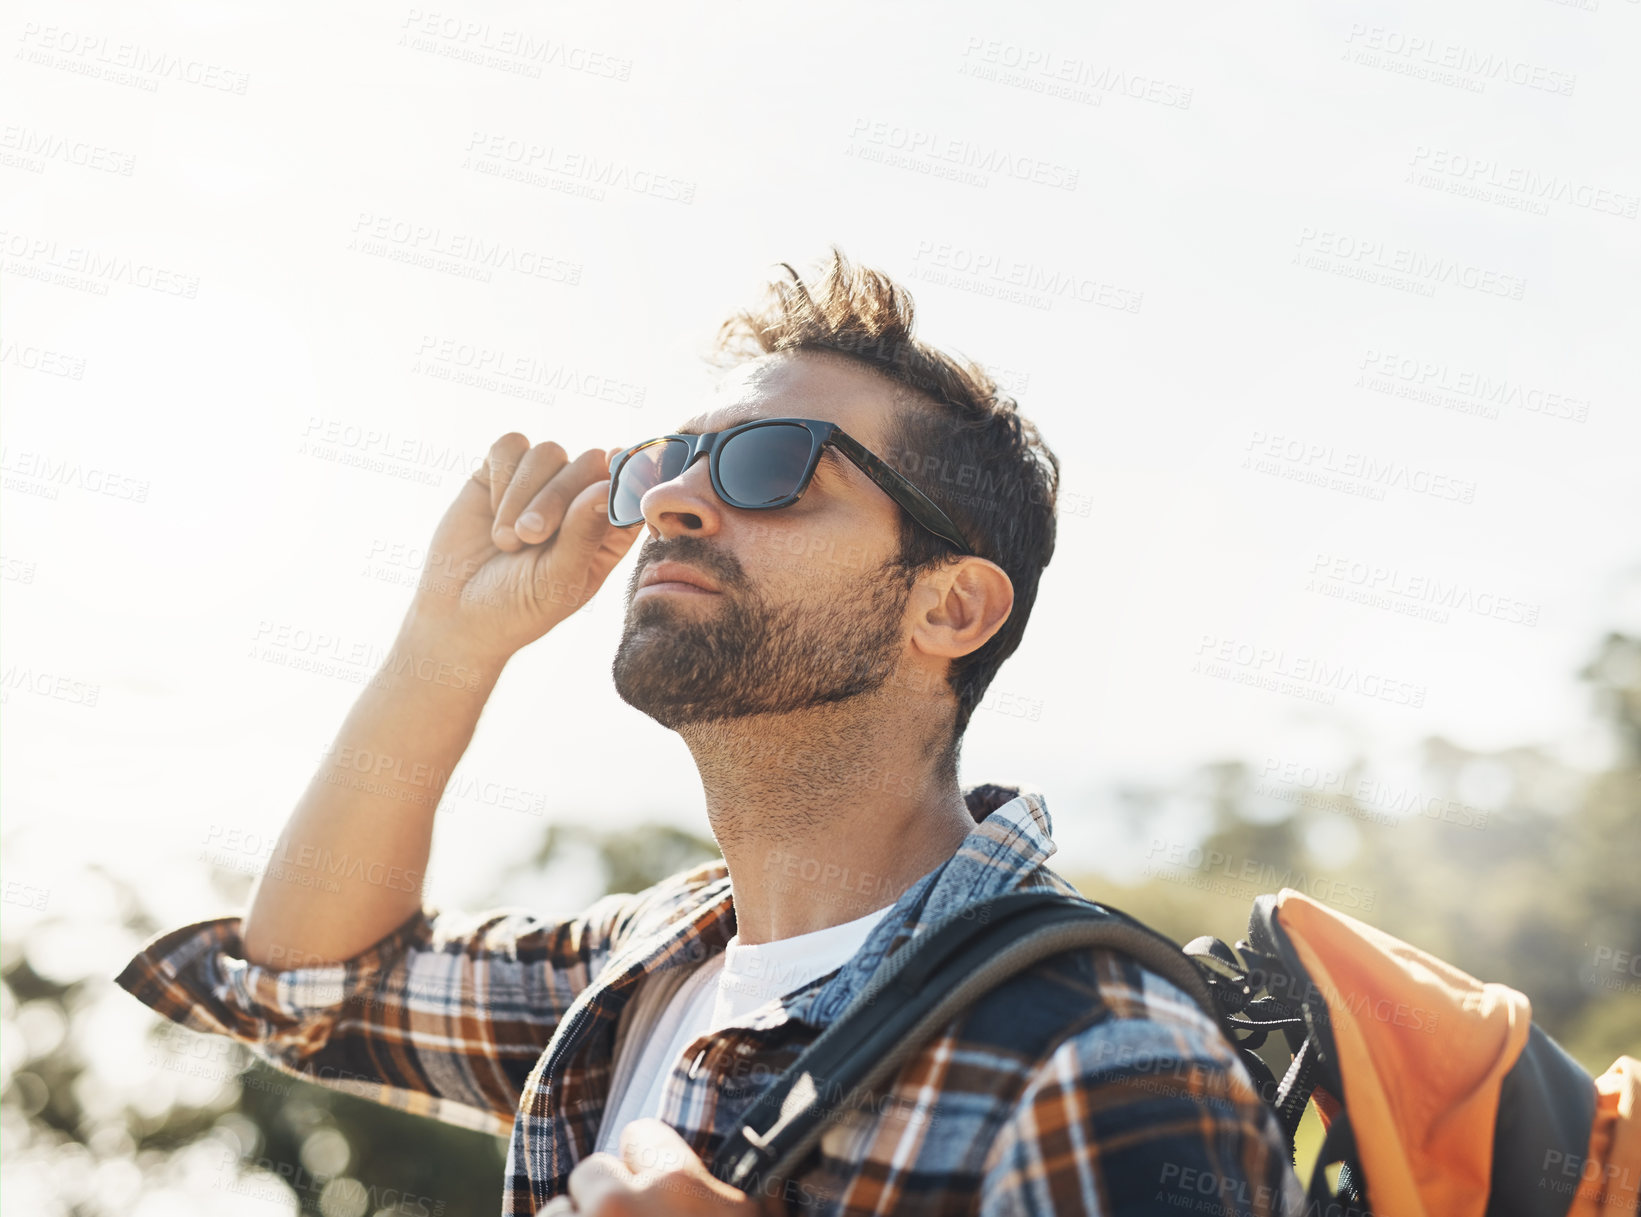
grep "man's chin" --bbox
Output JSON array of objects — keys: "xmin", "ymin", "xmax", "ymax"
[
  {"xmin": 622, "ymin": 590, "xmax": 723, "ymax": 628},
  {"xmin": 612, "ymin": 621, "xmax": 712, "ymax": 715},
  {"xmin": 608, "ymin": 663, "xmax": 738, "ymax": 730}
]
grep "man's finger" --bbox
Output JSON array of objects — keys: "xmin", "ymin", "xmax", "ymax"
[
  {"xmin": 494, "ymin": 441, "xmax": 572, "ymax": 549},
  {"xmin": 619, "ymin": 1117, "xmax": 697, "ymax": 1177},
  {"xmin": 535, "ymin": 1196, "xmax": 577, "ymax": 1216},
  {"xmin": 619, "ymin": 1119, "xmax": 758, "ymax": 1210},
  {"xmin": 485, "ymin": 432, "xmax": 531, "ymax": 519},
  {"xmin": 566, "ymin": 1150, "xmax": 636, "ymax": 1212}
]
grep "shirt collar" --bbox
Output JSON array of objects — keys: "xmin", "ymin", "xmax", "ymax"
[
  {"xmin": 591, "ymin": 789, "xmax": 1059, "ymax": 1037},
  {"xmin": 772, "ymin": 788, "xmax": 1058, "ymax": 1029}
]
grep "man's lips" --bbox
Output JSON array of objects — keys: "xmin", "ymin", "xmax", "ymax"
[{"xmin": 636, "ymin": 561, "xmax": 722, "ymax": 596}]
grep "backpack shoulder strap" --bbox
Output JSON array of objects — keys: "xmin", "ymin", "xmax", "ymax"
[{"xmin": 711, "ymin": 889, "xmax": 1215, "ymax": 1195}]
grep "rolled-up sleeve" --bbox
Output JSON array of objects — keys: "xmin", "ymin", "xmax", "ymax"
[
  {"xmin": 114, "ymin": 894, "xmax": 636, "ymax": 1135},
  {"xmin": 979, "ymin": 997, "xmax": 1305, "ymax": 1216}
]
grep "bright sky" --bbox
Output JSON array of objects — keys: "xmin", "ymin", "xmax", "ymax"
[{"xmin": 3, "ymin": 0, "xmax": 1638, "ymax": 944}]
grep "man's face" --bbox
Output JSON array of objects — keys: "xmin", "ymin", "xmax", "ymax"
[{"xmin": 611, "ymin": 352, "xmax": 925, "ymax": 729}]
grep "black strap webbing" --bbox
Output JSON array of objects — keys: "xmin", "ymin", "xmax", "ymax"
[{"xmin": 710, "ymin": 890, "xmax": 1217, "ymax": 1195}]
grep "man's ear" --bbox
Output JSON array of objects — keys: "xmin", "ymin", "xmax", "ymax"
[{"xmin": 908, "ymin": 557, "xmax": 1014, "ymax": 661}]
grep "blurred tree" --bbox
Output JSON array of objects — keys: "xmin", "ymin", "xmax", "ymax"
[{"xmin": 505, "ymin": 821, "xmax": 722, "ymax": 898}]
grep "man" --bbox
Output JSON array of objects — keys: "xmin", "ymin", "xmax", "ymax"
[{"xmin": 117, "ymin": 251, "xmax": 1303, "ymax": 1215}]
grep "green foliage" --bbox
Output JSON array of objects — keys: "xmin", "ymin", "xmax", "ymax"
[
  {"xmin": 228, "ymin": 1063, "xmax": 508, "ymax": 1216},
  {"xmin": 511, "ymin": 821, "xmax": 722, "ymax": 898}
]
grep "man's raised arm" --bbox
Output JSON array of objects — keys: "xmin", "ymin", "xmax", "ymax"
[{"xmin": 241, "ymin": 433, "xmax": 641, "ymax": 967}]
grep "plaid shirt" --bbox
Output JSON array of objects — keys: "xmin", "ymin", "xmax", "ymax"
[{"xmin": 116, "ymin": 791, "xmax": 1304, "ymax": 1216}]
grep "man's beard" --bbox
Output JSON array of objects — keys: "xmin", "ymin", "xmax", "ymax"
[{"xmin": 611, "ymin": 536, "xmax": 915, "ymax": 729}]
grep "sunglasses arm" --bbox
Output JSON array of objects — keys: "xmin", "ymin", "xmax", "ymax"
[{"xmin": 829, "ymin": 431, "xmax": 973, "ymax": 555}]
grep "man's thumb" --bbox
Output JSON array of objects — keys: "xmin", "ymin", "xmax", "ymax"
[{"xmin": 617, "ymin": 1117, "xmax": 696, "ymax": 1176}]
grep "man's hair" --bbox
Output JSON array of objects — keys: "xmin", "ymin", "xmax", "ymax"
[{"xmin": 713, "ymin": 247, "xmax": 1059, "ymax": 748}]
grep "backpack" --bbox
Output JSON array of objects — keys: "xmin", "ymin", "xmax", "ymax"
[{"xmin": 710, "ymin": 886, "xmax": 1641, "ymax": 1216}]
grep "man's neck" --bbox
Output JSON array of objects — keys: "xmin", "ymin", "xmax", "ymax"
[{"xmin": 680, "ymin": 698, "xmax": 976, "ymax": 945}]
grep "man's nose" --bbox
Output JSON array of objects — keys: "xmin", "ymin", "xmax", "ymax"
[{"xmin": 640, "ymin": 450, "xmax": 724, "ymax": 540}]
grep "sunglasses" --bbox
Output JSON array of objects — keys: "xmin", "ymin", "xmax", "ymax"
[{"xmin": 606, "ymin": 417, "xmax": 974, "ymax": 555}]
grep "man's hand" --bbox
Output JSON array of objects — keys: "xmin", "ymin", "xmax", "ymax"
[
  {"xmin": 406, "ymin": 434, "xmax": 643, "ymax": 663},
  {"xmin": 535, "ymin": 1119, "xmax": 766, "ymax": 1216}
]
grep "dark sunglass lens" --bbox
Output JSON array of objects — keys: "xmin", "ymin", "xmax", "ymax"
[
  {"xmin": 612, "ymin": 439, "xmax": 688, "ymax": 523},
  {"xmin": 718, "ymin": 424, "xmax": 814, "ymax": 506}
]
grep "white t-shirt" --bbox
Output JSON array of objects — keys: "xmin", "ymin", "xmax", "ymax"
[{"xmin": 593, "ymin": 902, "xmax": 894, "ymax": 1155}]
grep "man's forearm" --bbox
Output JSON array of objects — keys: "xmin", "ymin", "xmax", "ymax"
[{"xmin": 241, "ymin": 610, "xmax": 509, "ymax": 967}]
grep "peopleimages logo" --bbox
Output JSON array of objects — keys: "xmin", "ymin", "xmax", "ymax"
[
  {"xmin": 1144, "ymin": 840, "xmax": 1379, "ymax": 912},
  {"xmin": 0, "ymin": 446, "xmax": 150, "ymax": 502},
  {"xmin": 1306, "ymin": 553, "xmax": 1540, "ymax": 628},
  {"xmin": 347, "ymin": 213, "xmax": 583, "ymax": 284},
  {"xmin": 412, "ymin": 335, "xmax": 646, "ymax": 408},
  {"xmin": 909, "ymin": 241, "xmax": 1143, "ymax": 313},
  {"xmin": 0, "ymin": 125, "xmax": 136, "ymax": 174},
  {"xmin": 1193, "ymin": 633, "xmax": 1429, "ymax": 710},
  {"xmin": 1407, "ymin": 147, "xmax": 1638, "ymax": 220},
  {"xmin": 1341, "ymin": 24, "xmax": 1576, "ymax": 96},
  {"xmin": 462, "ymin": 132, "xmax": 697, "ymax": 204},
  {"xmin": 0, "ymin": 230, "xmax": 200, "ymax": 298},
  {"xmin": 1357, "ymin": 349, "xmax": 1590, "ymax": 423},
  {"xmin": 956, "ymin": 38, "xmax": 1193, "ymax": 110},
  {"xmin": 0, "ymin": 342, "xmax": 87, "ymax": 379},
  {"xmin": 397, "ymin": 9, "xmax": 632, "ymax": 81},
  {"xmin": 1294, "ymin": 228, "xmax": 1527, "ymax": 300},
  {"xmin": 249, "ymin": 620, "xmax": 487, "ymax": 691},
  {"xmin": 1255, "ymin": 756, "xmax": 1491, "ymax": 831},
  {"xmin": 17, "ymin": 23, "xmax": 252, "ymax": 94},
  {"xmin": 298, "ymin": 416, "xmax": 485, "ymax": 488},
  {"xmin": 846, "ymin": 119, "xmax": 1079, "ymax": 191},
  {"xmin": 1243, "ymin": 431, "xmax": 1477, "ymax": 505}
]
